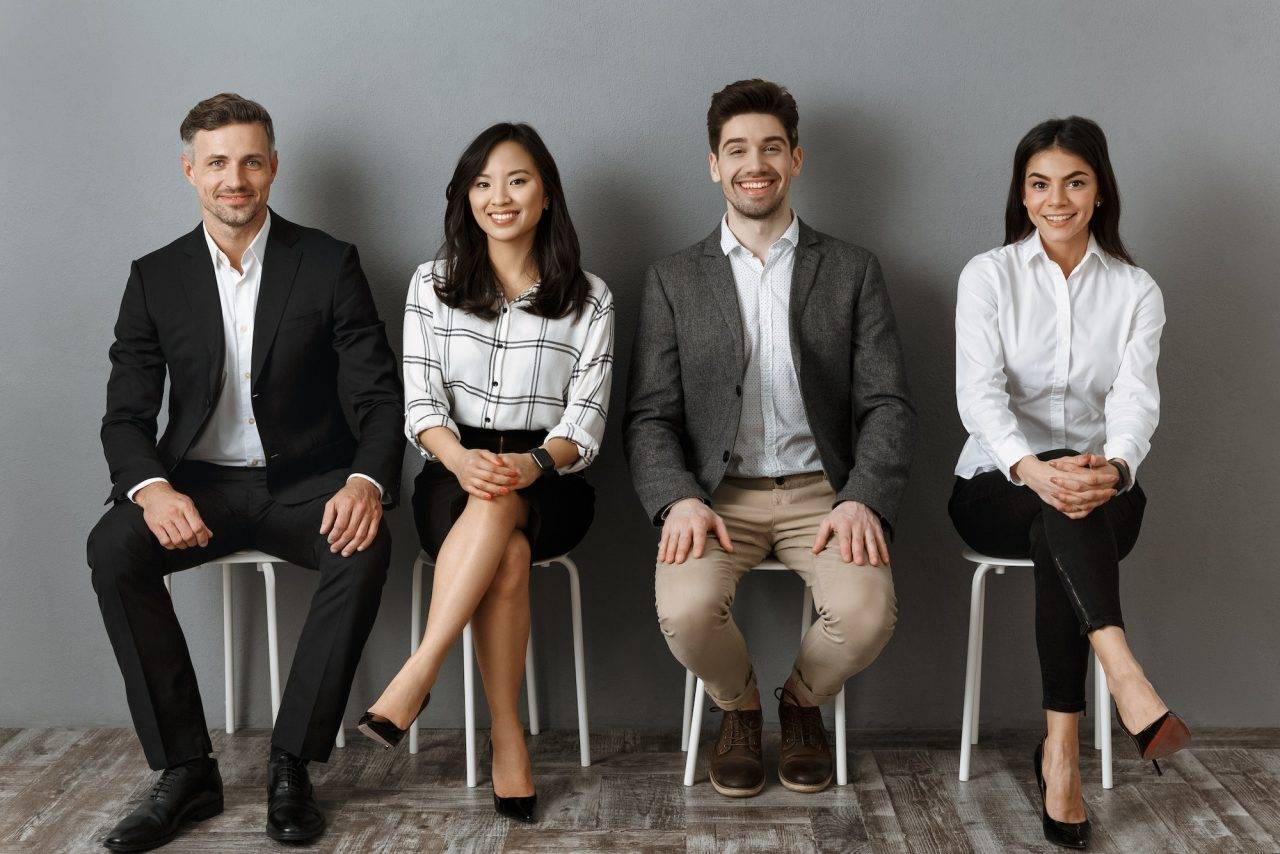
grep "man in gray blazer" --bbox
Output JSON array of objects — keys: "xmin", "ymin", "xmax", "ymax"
[{"xmin": 624, "ymin": 79, "xmax": 916, "ymax": 798}]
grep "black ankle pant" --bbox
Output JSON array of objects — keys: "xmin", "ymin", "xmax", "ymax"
[{"xmin": 948, "ymin": 449, "xmax": 1146, "ymax": 713}]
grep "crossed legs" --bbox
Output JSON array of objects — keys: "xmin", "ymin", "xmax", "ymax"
[{"xmin": 367, "ymin": 490, "xmax": 534, "ymax": 796}]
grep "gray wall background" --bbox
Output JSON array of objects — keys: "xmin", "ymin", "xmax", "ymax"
[{"xmin": 3, "ymin": 1, "xmax": 1277, "ymax": 734}]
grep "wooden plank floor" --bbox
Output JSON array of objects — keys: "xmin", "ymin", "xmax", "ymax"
[{"xmin": 0, "ymin": 727, "xmax": 1277, "ymax": 853}]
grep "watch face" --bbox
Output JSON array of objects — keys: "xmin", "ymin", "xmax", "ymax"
[{"xmin": 533, "ymin": 448, "xmax": 554, "ymax": 471}]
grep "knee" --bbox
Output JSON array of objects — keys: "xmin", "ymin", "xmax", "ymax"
[
  {"xmin": 822, "ymin": 576, "xmax": 897, "ymax": 652},
  {"xmin": 468, "ymin": 489, "xmax": 522, "ymax": 522},
  {"xmin": 655, "ymin": 579, "xmax": 731, "ymax": 641},
  {"xmin": 87, "ymin": 505, "xmax": 158, "ymax": 590},
  {"xmin": 489, "ymin": 532, "xmax": 531, "ymax": 599}
]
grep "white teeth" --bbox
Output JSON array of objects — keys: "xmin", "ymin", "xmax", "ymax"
[
  {"xmin": 1045, "ymin": 213, "xmax": 1074, "ymax": 222},
  {"xmin": 490, "ymin": 212, "xmax": 517, "ymax": 222},
  {"xmin": 740, "ymin": 181, "xmax": 771, "ymax": 189}
]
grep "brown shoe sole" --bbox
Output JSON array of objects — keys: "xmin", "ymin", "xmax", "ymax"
[
  {"xmin": 778, "ymin": 769, "xmax": 833, "ymax": 794},
  {"xmin": 709, "ymin": 773, "xmax": 765, "ymax": 798},
  {"xmin": 1142, "ymin": 714, "xmax": 1192, "ymax": 760}
]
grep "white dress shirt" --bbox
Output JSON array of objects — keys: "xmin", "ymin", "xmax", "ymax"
[
  {"xmin": 403, "ymin": 260, "xmax": 614, "ymax": 473},
  {"xmin": 128, "ymin": 213, "xmax": 382, "ymax": 500},
  {"xmin": 721, "ymin": 212, "xmax": 822, "ymax": 478},
  {"xmin": 954, "ymin": 230, "xmax": 1164, "ymax": 484}
]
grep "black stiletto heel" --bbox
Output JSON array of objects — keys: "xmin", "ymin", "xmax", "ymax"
[
  {"xmin": 357, "ymin": 692, "xmax": 430, "ymax": 749},
  {"xmin": 1034, "ymin": 739, "xmax": 1091, "ymax": 850},
  {"xmin": 488, "ymin": 738, "xmax": 537, "ymax": 823},
  {"xmin": 1114, "ymin": 700, "xmax": 1190, "ymax": 774}
]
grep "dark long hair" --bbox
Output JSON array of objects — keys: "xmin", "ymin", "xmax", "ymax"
[
  {"xmin": 433, "ymin": 123, "xmax": 589, "ymax": 320},
  {"xmin": 1004, "ymin": 116, "xmax": 1134, "ymax": 265}
]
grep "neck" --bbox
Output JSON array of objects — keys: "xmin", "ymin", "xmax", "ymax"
[
  {"xmin": 203, "ymin": 207, "xmax": 267, "ymax": 274},
  {"xmin": 487, "ymin": 234, "xmax": 538, "ymax": 300},
  {"xmin": 1041, "ymin": 228, "xmax": 1089, "ymax": 278},
  {"xmin": 726, "ymin": 204, "xmax": 794, "ymax": 261}
]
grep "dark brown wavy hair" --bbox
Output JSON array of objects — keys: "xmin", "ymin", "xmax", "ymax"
[
  {"xmin": 1004, "ymin": 116, "xmax": 1135, "ymax": 265},
  {"xmin": 433, "ymin": 123, "xmax": 589, "ymax": 320}
]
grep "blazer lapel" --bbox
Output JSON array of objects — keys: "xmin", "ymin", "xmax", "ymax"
[
  {"xmin": 788, "ymin": 223, "xmax": 823, "ymax": 375},
  {"xmin": 251, "ymin": 213, "xmax": 302, "ymax": 389},
  {"xmin": 699, "ymin": 229, "xmax": 746, "ymax": 373},
  {"xmin": 178, "ymin": 223, "xmax": 226, "ymax": 393}
]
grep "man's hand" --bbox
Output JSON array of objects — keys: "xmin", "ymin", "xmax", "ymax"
[
  {"xmin": 320, "ymin": 478, "xmax": 384, "ymax": 557},
  {"xmin": 136, "ymin": 482, "xmax": 212, "ymax": 550},
  {"xmin": 444, "ymin": 447, "xmax": 517, "ymax": 500},
  {"xmin": 1046, "ymin": 453, "xmax": 1120, "ymax": 518},
  {"xmin": 659, "ymin": 498, "xmax": 733, "ymax": 565},
  {"xmin": 814, "ymin": 500, "xmax": 889, "ymax": 566}
]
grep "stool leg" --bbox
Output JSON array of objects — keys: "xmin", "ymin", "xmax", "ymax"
[
  {"xmin": 971, "ymin": 569, "xmax": 991, "ymax": 746},
  {"xmin": 562, "ymin": 557, "xmax": 590, "ymax": 767},
  {"xmin": 463, "ymin": 622, "xmax": 477, "ymax": 788},
  {"xmin": 525, "ymin": 630, "xmax": 540, "ymax": 736},
  {"xmin": 259, "ymin": 564, "xmax": 281, "ymax": 722},
  {"xmin": 1093, "ymin": 653, "xmax": 1103, "ymax": 750},
  {"xmin": 409, "ymin": 554, "xmax": 424, "ymax": 755},
  {"xmin": 835, "ymin": 686, "xmax": 848, "ymax": 785},
  {"xmin": 681, "ymin": 670, "xmax": 695, "ymax": 751},
  {"xmin": 1096, "ymin": 653, "xmax": 1113, "ymax": 790},
  {"xmin": 960, "ymin": 563, "xmax": 993, "ymax": 782},
  {"xmin": 683, "ymin": 678, "xmax": 706, "ymax": 786},
  {"xmin": 222, "ymin": 564, "xmax": 234, "ymax": 735}
]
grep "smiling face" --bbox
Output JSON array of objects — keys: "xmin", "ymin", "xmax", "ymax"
[
  {"xmin": 709, "ymin": 113, "xmax": 803, "ymax": 220},
  {"xmin": 1022, "ymin": 147, "xmax": 1099, "ymax": 250},
  {"xmin": 182, "ymin": 122, "xmax": 276, "ymax": 229},
  {"xmin": 468, "ymin": 140, "xmax": 547, "ymax": 244}
]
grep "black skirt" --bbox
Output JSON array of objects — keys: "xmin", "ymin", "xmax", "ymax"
[{"xmin": 411, "ymin": 426, "xmax": 595, "ymax": 562}]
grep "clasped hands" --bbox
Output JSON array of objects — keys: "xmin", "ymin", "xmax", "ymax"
[
  {"xmin": 1014, "ymin": 453, "xmax": 1121, "ymax": 519},
  {"xmin": 658, "ymin": 496, "xmax": 889, "ymax": 567},
  {"xmin": 443, "ymin": 447, "xmax": 542, "ymax": 499}
]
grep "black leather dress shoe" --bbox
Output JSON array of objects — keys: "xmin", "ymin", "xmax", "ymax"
[
  {"xmin": 103, "ymin": 757, "xmax": 223, "ymax": 852},
  {"xmin": 265, "ymin": 748, "xmax": 325, "ymax": 843}
]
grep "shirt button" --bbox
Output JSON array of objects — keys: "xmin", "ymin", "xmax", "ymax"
[
  {"xmin": 239, "ymin": 324, "xmax": 247, "ymax": 333},
  {"xmin": 248, "ymin": 458, "xmax": 260, "ymax": 466},
  {"xmin": 495, "ymin": 344, "xmax": 504, "ymax": 349},
  {"xmin": 722, "ymin": 451, "xmax": 730, "ymax": 462},
  {"xmin": 492, "ymin": 381, "xmax": 498, "ymax": 387},
  {"xmin": 484, "ymin": 417, "xmax": 491, "ymax": 423},
  {"xmin": 502, "ymin": 307, "xmax": 508, "ymax": 314},
  {"xmin": 247, "ymin": 417, "xmax": 255, "ymax": 425},
  {"xmin": 243, "ymin": 372, "xmax": 251, "ymax": 380}
]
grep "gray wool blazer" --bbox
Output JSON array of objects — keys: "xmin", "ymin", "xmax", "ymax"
[{"xmin": 623, "ymin": 220, "xmax": 917, "ymax": 533}]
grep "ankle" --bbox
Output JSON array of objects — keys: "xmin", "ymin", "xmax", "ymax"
[{"xmin": 735, "ymin": 690, "xmax": 762, "ymax": 711}]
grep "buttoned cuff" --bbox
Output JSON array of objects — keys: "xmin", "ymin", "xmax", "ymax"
[
  {"xmin": 996, "ymin": 437, "xmax": 1035, "ymax": 485},
  {"xmin": 127, "ymin": 477, "xmax": 169, "ymax": 503}
]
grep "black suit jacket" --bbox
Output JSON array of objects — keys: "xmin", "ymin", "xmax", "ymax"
[{"xmin": 100, "ymin": 211, "xmax": 405, "ymax": 507}]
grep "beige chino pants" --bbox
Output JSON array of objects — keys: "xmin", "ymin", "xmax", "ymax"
[{"xmin": 655, "ymin": 473, "xmax": 897, "ymax": 709}]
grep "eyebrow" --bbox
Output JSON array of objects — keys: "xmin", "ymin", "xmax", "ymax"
[
  {"xmin": 204, "ymin": 153, "xmax": 267, "ymax": 161},
  {"xmin": 477, "ymin": 168, "xmax": 534, "ymax": 178},
  {"xmin": 721, "ymin": 135, "xmax": 788, "ymax": 148},
  {"xmin": 1027, "ymin": 170, "xmax": 1090, "ymax": 180}
]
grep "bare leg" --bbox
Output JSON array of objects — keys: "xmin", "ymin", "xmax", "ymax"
[
  {"xmin": 471, "ymin": 529, "xmax": 535, "ymax": 797},
  {"xmin": 368, "ymin": 492, "xmax": 529, "ymax": 728},
  {"xmin": 1088, "ymin": 626, "xmax": 1167, "ymax": 733},
  {"xmin": 1043, "ymin": 711, "xmax": 1086, "ymax": 823}
]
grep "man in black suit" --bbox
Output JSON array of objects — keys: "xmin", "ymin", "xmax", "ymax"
[{"xmin": 87, "ymin": 93, "xmax": 404, "ymax": 851}]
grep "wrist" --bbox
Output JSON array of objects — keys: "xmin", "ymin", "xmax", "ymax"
[
  {"xmin": 134, "ymin": 481, "xmax": 170, "ymax": 506},
  {"xmin": 441, "ymin": 445, "xmax": 467, "ymax": 473},
  {"xmin": 1012, "ymin": 454, "xmax": 1037, "ymax": 481}
]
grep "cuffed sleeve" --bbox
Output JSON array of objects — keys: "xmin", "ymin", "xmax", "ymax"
[
  {"xmin": 403, "ymin": 264, "xmax": 461, "ymax": 459},
  {"xmin": 544, "ymin": 284, "xmax": 614, "ymax": 473}
]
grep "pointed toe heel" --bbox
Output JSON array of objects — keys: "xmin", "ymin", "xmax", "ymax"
[
  {"xmin": 357, "ymin": 693, "xmax": 430, "ymax": 749},
  {"xmin": 1034, "ymin": 740, "xmax": 1092, "ymax": 850},
  {"xmin": 1115, "ymin": 702, "xmax": 1192, "ymax": 772},
  {"xmin": 493, "ymin": 792, "xmax": 537, "ymax": 823}
]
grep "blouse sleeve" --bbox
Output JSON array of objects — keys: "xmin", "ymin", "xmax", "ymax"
[
  {"xmin": 403, "ymin": 264, "xmax": 460, "ymax": 459},
  {"xmin": 955, "ymin": 258, "xmax": 1034, "ymax": 482},
  {"xmin": 1103, "ymin": 276, "xmax": 1164, "ymax": 481},
  {"xmin": 544, "ymin": 281, "xmax": 615, "ymax": 473}
]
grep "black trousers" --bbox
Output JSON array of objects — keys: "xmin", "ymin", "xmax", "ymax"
[
  {"xmin": 87, "ymin": 462, "xmax": 389, "ymax": 770},
  {"xmin": 948, "ymin": 449, "xmax": 1146, "ymax": 713}
]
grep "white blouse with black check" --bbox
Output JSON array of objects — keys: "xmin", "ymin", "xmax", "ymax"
[{"xmin": 403, "ymin": 260, "xmax": 614, "ymax": 473}]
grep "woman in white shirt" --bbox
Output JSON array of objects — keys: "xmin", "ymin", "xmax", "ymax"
[
  {"xmin": 358, "ymin": 123, "xmax": 614, "ymax": 823},
  {"xmin": 949, "ymin": 117, "xmax": 1189, "ymax": 849}
]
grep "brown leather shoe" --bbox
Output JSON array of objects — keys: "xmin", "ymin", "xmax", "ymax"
[
  {"xmin": 776, "ymin": 687, "xmax": 833, "ymax": 793},
  {"xmin": 708, "ymin": 708, "xmax": 765, "ymax": 797}
]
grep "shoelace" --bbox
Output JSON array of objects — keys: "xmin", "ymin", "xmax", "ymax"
[
  {"xmin": 776, "ymin": 686, "xmax": 825, "ymax": 750},
  {"xmin": 149, "ymin": 768, "xmax": 183, "ymax": 802},
  {"xmin": 717, "ymin": 711, "xmax": 760, "ymax": 751},
  {"xmin": 273, "ymin": 757, "xmax": 306, "ymax": 792}
]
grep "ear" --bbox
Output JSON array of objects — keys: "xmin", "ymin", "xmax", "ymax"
[
  {"xmin": 181, "ymin": 153, "xmax": 197, "ymax": 188},
  {"xmin": 790, "ymin": 145, "xmax": 804, "ymax": 175},
  {"xmin": 269, "ymin": 150, "xmax": 279, "ymax": 180},
  {"xmin": 708, "ymin": 151, "xmax": 721, "ymax": 184}
]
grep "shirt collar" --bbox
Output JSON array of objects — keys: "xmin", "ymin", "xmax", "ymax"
[
  {"xmin": 719, "ymin": 210, "xmax": 800, "ymax": 257},
  {"xmin": 203, "ymin": 210, "xmax": 272, "ymax": 271},
  {"xmin": 1020, "ymin": 228, "xmax": 1110, "ymax": 271}
]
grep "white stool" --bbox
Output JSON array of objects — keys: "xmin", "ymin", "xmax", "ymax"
[
  {"xmin": 681, "ymin": 558, "xmax": 849, "ymax": 787},
  {"xmin": 958, "ymin": 549, "xmax": 1111, "ymax": 788},
  {"xmin": 165, "ymin": 549, "xmax": 345, "ymax": 748},
  {"xmin": 407, "ymin": 551, "xmax": 589, "ymax": 787}
]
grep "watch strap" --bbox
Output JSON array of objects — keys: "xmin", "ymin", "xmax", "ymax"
[{"xmin": 530, "ymin": 446, "xmax": 556, "ymax": 474}]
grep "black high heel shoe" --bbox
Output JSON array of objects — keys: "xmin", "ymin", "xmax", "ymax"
[
  {"xmin": 1114, "ymin": 700, "xmax": 1191, "ymax": 775},
  {"xmin": 357, "ymin": 693, "xmax": 430, "ymax": 749},
  {"xmin": 1034, "ymin": 739, "xmax": 1091, "ymax": 850},
  {"xmin": 488, "ymin": 738, "xmax": 537, "ymax": 823}
]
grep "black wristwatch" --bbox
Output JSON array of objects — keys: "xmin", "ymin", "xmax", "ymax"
[
  {"xmin": 1108, "ymin": 458, "xmax": 1132, "ymax": 493},
  {"xmin": 530, "ymin": 447, "xmax": 556, "ymax": 476}
]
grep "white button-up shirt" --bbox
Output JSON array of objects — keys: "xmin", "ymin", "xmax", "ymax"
[
  {"xmin": 403, "ymin": 261, "xmax": 614, "ymax": 473},
  {"xmin": 722, "ymin": 212, "xmax": 822, "ymax": 478},
  {"xmin": 954, "ymin": 230, "xmax": 1165, "ymax": 483},
  {"xmin": 128, "ymin": 212, "xmax": 381, "ymax": 500}
]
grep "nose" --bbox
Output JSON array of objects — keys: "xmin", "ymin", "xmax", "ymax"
[{"xmin": 1048, "ymin": 183, "xmax": 1069, "ymax": 206}]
